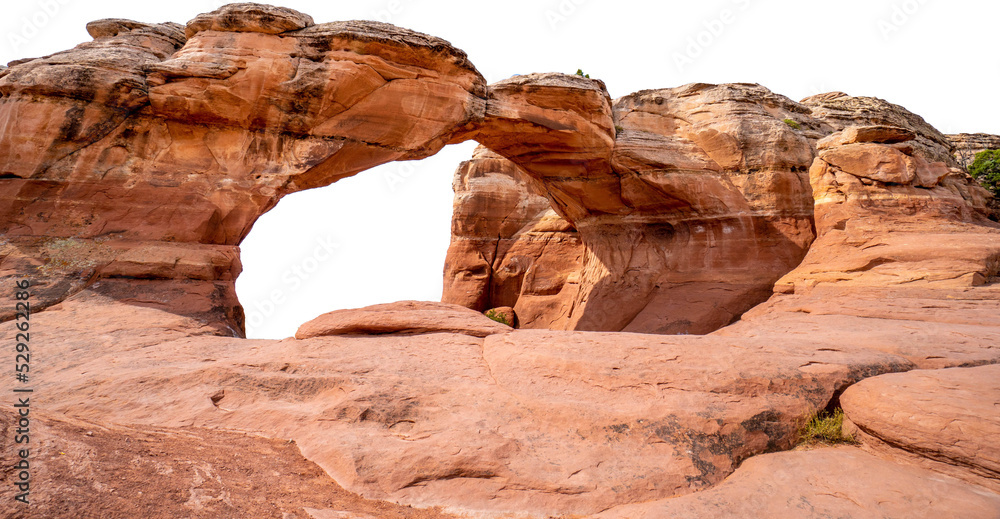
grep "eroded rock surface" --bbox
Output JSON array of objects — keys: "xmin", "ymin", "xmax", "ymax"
[
  {"xmin": 0, "ymin": 5, "xmax": 486, "ymax": 333},
  {"xmin": 2, "ymin": 3, "xmax": 1000, "ymax": 519},
  {"xmin": 295, "ymin": 300, "xmax": 510, "ymax": 338},
  {"xmin": 0, "ymin": 411, "xmax": 456, "ymax": 519},
  {"xmin": 802, "ymin": 91, "xmax": 958, "ymax": 165},
  {"xmin": 841, "ymin": 365, "xmax": 1000, "ymax": 491},
  {"xmin": 446, "ymin": 83, "xmax": 821, "ymax": 334},
  {"xmin": 595, "ymin": 447, "xmax": 1000, "ymax": 519},
  {"xmin": 441, "ymin": 146, "xmax": 584, "ymax": 328},
  {"xmin": 949, "ymin": 132, "xmax": 1000, "ymax": 167}
]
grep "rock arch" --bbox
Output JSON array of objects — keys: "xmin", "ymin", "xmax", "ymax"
[
  {"xmin": 0, "ymin": 5, "xmax": 825, "ymax": 335},
  {"xmin": 4, "ymin": 4, "xmax": 1000, "ymax": 517}
]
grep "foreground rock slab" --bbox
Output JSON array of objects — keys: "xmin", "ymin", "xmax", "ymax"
[
  {"xmin": 18, "ymin": 289, "xmax": 1000, "ymax": 516},
  {"xmin": 0, "ymin": 411, "xmax": 455, "ymax": 519},
  {"xmin": 596, "ymin": 446, "xmax": 1000, "ymax": 519},
  {"xmin": 841, "ymin": 364, "xmax": 1000, "ymax": 491}
]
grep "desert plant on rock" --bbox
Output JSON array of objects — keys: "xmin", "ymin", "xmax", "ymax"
[
  {"xmin": 485, "ymin": 309, "xmax": 513, "ymax": 326},
  {"xmin": 797, "ymin": 408, "xmax": 856, "ymax": 446}
]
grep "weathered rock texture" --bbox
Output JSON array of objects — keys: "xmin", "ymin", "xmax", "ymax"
[
  {"xmin": 446, "ymin": 83, "xmax": 822, "ymax": 334},
  {"xmin": 949, "ymin": 132, "xmax": 1000, "ymax": 167},
  {"xmin": 2, "ymin": 3, "xmax": 1000, "ymax": 519},
  {"xmin": 295, "ymin": 300, "xmax": 511, "ymax": 339},
  {"xmin": 13, "ymin": 291, "xmax": 999, "ymax": 516},
  {"xmin": 441, "ymin": 146, "xmax": 584, "ymax": 329},
  {"xmin": 596, "ymin": 447, "xmax": 1000, "ymax": 519},
  {"xmin": 0, "ymin": 4, "xmax": 486, "ymax": 334},
  {"xmin": 841, "ymin": 365, "xmax": 1000, "ymax": 492},
  {"xmin": 0, "ymin": 411, "xmax": 457, "ymax": 519},
  {"xmin": 801, "ymin": 91, "xmax": 959, "ymax": 165}
]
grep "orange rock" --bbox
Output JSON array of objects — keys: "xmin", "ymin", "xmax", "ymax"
[
  {"xmin": 2, "ymin": 5, "xmax": 1000, "ymax": 518},
  {"xmin": 842, "ymin": 365, "xmax": 1000, "ymax": 491},
  {"xmin": 819, "ymin": 142, "xmax": 917, "ymax": 183},
  {"xmin": 295, "ymin": 301, "xmax": 511, "ymax": 339},
  {"xmin": 184, "ymin": 3, "xmax": 314, "ymax": 38},
  {"xmin": 441, "ymin": 146, "xmax": 584, "ymax": 328},
  {"xmin": 595, "ymin": 447, "xmax": 1000, "ymax": 518},
  {"xmin": 0, "ymin": 11, "xmax": 486, "ymax": 335}
]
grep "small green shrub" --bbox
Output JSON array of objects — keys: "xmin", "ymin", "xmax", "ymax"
[
  {"xmin": 575, "ymin": 69, "xmax": 591, "ymax": 79},
  {"xmin": 968, "ymin": 149, "xmax": 1000, "ymax": 197},
  {"xmin": 797, "ymin": 408, "xmax": 856, "ymax": 446},
  {"xmin": 783, "ymin": 118, "xmax": 802, "ymax": 130},
  {"xmin": 485, "ymin": 309, "xmax": 512, "ymax": 326},
  {"xmin": 614, "ymin": 125, "xmax": 624, "ymax": 136}
]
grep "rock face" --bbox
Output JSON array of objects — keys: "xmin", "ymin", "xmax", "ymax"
[
  {"xmin": 3, "ymin": 3, "xmax": 1000, "ymax": 519},
  {"xmin": 595, "ymin": 447, "xmax": 1000, "ymax": 519},
  {"xmin": 841, "ymin": 365, "xmax": 1000, "ymax": 491},
  {"xmin": 575, "ymin": 84, "xmax": 818, "ymax": 334},
  {"xmin": 0, "ymin": 411, "xmax": 456, "ymax": 519},
  {"xmin": 441, "ymin": 146, "xmax": 584, "ymax": 329},
  {"xmin": 18, "ymin": 292, "xmax": 997, "ymax": 516},
  {"xmin": 949, "ymin": 132, "xmax": 1000, "ymax": 167},
  {"xmin": 0, "ymin": 4, "xmax": 486, "ymax": 334},
  {"xmin": 446, "ymin": 83, "xmax": 820, "ymax": 334},
  {"xmin": 801, "ymin": 91, "xmax": 959, "ymax": 165},
  {"xmin": 295, "ymin": 300, "xmax": 511, "ymax": 339}
]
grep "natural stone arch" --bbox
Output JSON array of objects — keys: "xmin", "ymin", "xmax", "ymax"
[
  {"xmin": 4, "ymin": 5, "xmax": 1000, "ymax": 518},
  {"xmin": 1, "ymin": 4, "xmax": 993, "ymax": 339}
]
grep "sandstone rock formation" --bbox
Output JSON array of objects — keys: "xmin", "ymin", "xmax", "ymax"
[
  {"xmin": 295, "ymin": 300, "xmax": 511, "ymax": 339},
  {"xmin": 801, "ymin": 91, "xmax": 959, "ymax": 165},
  {"xmin": 0, "ymin": 410, "xmax": 456, "ymax": 518},
  {"xmin": 0, "ymin": 3, "xmax": 486, "ymax": 334},
  {"xmin": 949, "ymin": 132, "xmax": 1000, "ymax": 167},
  {"xmin": 441, "ymin": 146, "xmax": 584, "ymax": 329},
  {"xmin": 841, "ymin": 365, "xmax": 1000, "ymax": 492},
  {"xmin": 595, "ymin": 447, "xmax": 1000, "ymax": 519},
  {"xmin": 445, "ymin": 83, "xmax": 821, "ymax": 334},
  {"xmin": 2, "ymin": 3, "xmax": 1000, "ymax": 519}
]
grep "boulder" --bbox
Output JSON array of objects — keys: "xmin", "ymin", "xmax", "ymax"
[
  {"xmin": 595, "ymin": 447, "xmax": 1000, "ymax": 519},
  {"xmin": 295, "ymin": 301, "xmax": 511, "ymax": 338},
  {"xmin": 841, "ymin": 365, "xmax": 1000, "ymax": 491}
]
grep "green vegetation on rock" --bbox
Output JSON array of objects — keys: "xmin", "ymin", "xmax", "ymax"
[
  {"xmin": 485, "ymin": 309, "xmax": 512, "ymax": 326},
  {"xmin": 797, "ymin": 408, "xmax": 856, "ymax": 446},
  {"xmin": 968, "ymin": 149, "xmax": 1000, "ymax": 197},
  {"xmin": 782, "ymin": 118, "xmax": 802, "ymax": 130}
]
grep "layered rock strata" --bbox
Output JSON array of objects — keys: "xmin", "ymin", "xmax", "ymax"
[
  {"xmin": 446, "ymin": 83, "xmax": 822, "ymax": 333},
  {"xmin": 949, "ymin": 132, "xmax": 1000, "ymax": 167},
  {"xmin": 841, "ymin": 364, "xmax": 1000, "ymax": 492},
  {"xmin": 441, "ymin": 146, "xmax": 584, "ymax": 329}
]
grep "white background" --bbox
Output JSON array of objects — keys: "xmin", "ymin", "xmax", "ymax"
[{"xmin": 3, "ymin": 0, "xmax": 998, "ymax": 338}]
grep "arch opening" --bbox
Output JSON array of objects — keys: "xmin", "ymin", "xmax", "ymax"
[{"xmin": 236, "ymin": 141, "xmax": 478, "ymax": 339}]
